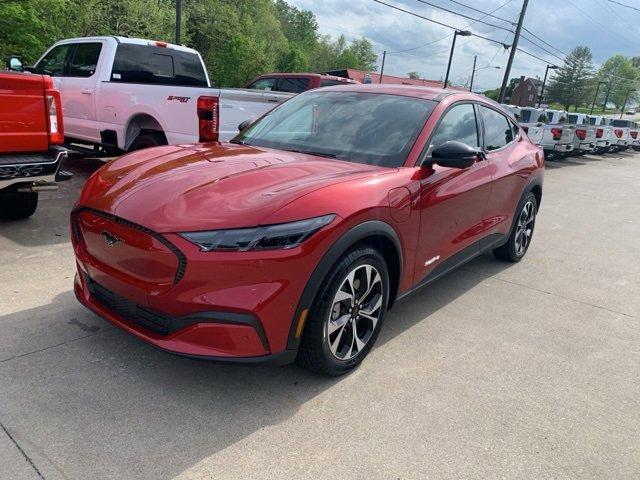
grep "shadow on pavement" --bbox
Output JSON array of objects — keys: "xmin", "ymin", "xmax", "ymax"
[{"xmin": 0, "ymin": 254, "xmax": 510, "ymax": 479}]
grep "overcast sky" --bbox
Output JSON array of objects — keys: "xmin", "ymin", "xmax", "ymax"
[{"xmin": 288, "ymin": 0, "xmax": 640, "ymax": 91}]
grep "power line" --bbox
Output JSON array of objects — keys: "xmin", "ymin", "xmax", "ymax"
[
  {"xmin": 371, "ymin": 0, "xmax": 511, "ymax": 48},
  {"xmin": 444, "ymin": 0, "xmax": 516, "ymax": 25},
  {"xmin": 413, "ymin": 0, "xmax": 514, "ymax": 33},
  {"xmin": 595, "ymin": 0, "xmax": 640, "ymax": 37},
  {"xmin": 388, "ymin": 0, "xmax": 514, "ymax": 54},
  {"xmin": 519, "ymin": 34, "xmax": 565, "ymax": 63},
  {"xmin": 522, "ymin": 27, "xmax": 568, "ymax": 57},
  {"xmin": 606, "ymin": 0, "xmax": 640, "ymax": 13}
]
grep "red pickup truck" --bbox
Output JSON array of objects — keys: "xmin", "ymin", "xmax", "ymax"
[
  {"xmin": 245, "ymin": 72, "xmax": 358, "ymax": 94},
  {"xmin": 0, "ymin": 70, "xmax": 69, "ymax": 219}
]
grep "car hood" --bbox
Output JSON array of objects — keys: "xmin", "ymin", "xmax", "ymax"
[{"xmin": 81, "ymin": 143, "xmax": 389, "ymax": 232}]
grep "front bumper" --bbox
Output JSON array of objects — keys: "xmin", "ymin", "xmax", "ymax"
[{"xmin": 74, "ymin": 272, "xmax": 296, "ymax": 364}]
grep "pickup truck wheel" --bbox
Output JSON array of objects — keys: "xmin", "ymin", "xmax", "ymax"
[
  {"xmin": 0, "ymin": 191, "xmax": 38, "ymax": 220},
  {"xmin": 129, "ymin": 132, "xmax": 167, "ymax": 151}
]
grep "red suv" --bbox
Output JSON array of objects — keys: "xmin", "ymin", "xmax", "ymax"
[{"xmin": 72, "ymin": 84, "xmax": 543, "ymax": 375}]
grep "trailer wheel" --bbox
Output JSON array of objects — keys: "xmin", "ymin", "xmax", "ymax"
[{"xmin": 0, "ymin": 190, "xmax": 38, "ymax": 220}]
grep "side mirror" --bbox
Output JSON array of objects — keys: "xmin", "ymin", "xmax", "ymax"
[
  {"xmin": 6, "ymin": 55, "xmax": 23, "ymax": 72},
  {"xmin": 428, "ymin": 141, "xmax": 482, "ymax": 169},
  {"xmin": 238, "ymin": 119, "xmax": 252, "ymax": 132}
]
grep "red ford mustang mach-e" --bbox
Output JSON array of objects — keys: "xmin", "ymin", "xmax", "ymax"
[{"xmin": 72, "ymin": 84, "xmax": 544, "ymax": 375}]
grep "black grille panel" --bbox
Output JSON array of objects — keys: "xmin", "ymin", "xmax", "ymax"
[{"xmin": 88, "ymin": 278, "xmax": 171, "ymax": 335}]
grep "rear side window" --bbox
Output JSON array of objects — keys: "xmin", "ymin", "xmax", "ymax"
[
  {"xmin": 430, "ymin": 103, "xmax": 479, "ymax": 149},
  {"xmin": 520, "ymin": 110, "xmax": 532, "ymax": 123},
  {"xmin": 479, "ymin": 105, "xmax": 514, "ymax": 151},
  {"xmin": 277, "ymin": 77, "xmax": 310, "ymax": 93},
  {"xmin": 111, "ymin": 44, "xmax": 207, "ymax": 86},
  {"xmin": 67, "ymin": 43, "xmax": 102, "ymax": 77},
  {"xmin": 35, "ymin": 44, "xmax": 72, "ymax": 76},
  {"xmin": 567, "ymin": 114, "xmax": 579, "ymax": 124},
  {"xmin": 247, "ymin": 78, "xmax": 276, "ymax": 91}
]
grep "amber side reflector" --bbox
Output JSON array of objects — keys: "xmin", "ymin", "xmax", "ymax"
[{"xmin": 295, "ymin": 309, "xmax": 309, "ymax": 338}]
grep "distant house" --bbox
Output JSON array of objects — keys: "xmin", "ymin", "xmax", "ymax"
[
  {"xmin": 319, "ymin": 68, "xmax": 467, "ymax": 90},
  {"xmin": 510, "ymin": 76, "xmax": 540, "ymax": 107}
]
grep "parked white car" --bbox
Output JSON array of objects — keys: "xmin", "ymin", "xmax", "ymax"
[
  {"xmin": 586, "ymin": 115, "xmax": 614, "ymax": 153},
  {"xmin": 29, "ymin": 36, "xmax": 292, "ymax": 152}
]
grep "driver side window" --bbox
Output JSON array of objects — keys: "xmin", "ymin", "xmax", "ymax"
[
  {"xmin": 430, "ymin": 103, "xmax": 479, "ymax": 150},
  {"xmin": 35, "ymin": 44, "xmax": 72, "ymax": 76}
]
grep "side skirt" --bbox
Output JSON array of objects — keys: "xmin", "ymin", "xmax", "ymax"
[{"xmin": 397, "ymin": 233, "xmax": 505, "ymax": 301}]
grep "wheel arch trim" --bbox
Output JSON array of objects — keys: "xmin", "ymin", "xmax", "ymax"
[{"xmin": 285, "ymin": 220, "xmax": 403, "ymax": 351}]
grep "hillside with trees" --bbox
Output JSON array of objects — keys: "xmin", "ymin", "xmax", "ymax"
[{"xmin": 0, "ymin": 0, "xmax": 377, "ymax": 87}]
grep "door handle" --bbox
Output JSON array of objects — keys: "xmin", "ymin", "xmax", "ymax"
[{"xmin": 81, "ymin": 89, "xmax": 93, "ymax": 95}]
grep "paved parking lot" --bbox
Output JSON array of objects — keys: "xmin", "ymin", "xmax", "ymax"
[{"xmin": 1, "ymin": 150, "xmax": 639, "ymax": 479}]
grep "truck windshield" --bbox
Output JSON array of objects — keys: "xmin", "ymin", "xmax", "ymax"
[
  {"xmin": 567, "ymin": 114, "xmax": 580, "ymax": 124},
  {"xmin": 233, "ymin": 91, "xmax": 436, "ymax": 168},
  {"xmin": 611, "ymin": 120, "xmax": 630, "ymax": 127}
]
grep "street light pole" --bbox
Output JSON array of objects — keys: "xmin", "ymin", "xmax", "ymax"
[
  {"xmin": 619, "ymin": 88, "xmax": 634, "ymax": 119},
  {"xmin": 443, "ymin": 30, "xmax": 471, "ymax": 89},
  {"xmin": 469, "ymin": 61, "xmax": 500, "ymax": 93},
  {"xmin": 590, "ymin": 81, "xmax": 607, "ymax": 115},
  {"xmin": 537, "ymin": 64, "xmax": 557, "ymax": 108},
  {"xmin": 469, "ymin": 55, "xmax": 477, "ymax": 92}
]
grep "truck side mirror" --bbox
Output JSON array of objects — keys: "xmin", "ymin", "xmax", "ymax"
[{"xmin": 6, "ymin": 55, "xmax": 23, "ymax": 72}]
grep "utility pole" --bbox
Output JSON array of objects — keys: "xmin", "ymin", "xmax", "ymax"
[
  {"xmin": 379, "ymin": 51, "xmax": 386, "ymax": 83},
  {"xmin": 469, "ymin": 55, "xmax": 477, "ymax": 92},
  {"xmin": 176, "ymin": 0, "xmax": 182, "ymax": 44},
  {"xmin": 498, "ymin": 0, "xmax": 529, "ymax": 103}
]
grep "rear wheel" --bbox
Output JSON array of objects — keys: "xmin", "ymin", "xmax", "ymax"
[
  {"xmin": 493, "ymin": 193, "xmax": 537, "ymax": 262},
  {"xmin": 297, "ymin": 246, "xmax": 389, "ymax": 376},
  {"xmin": 0, "ymin": 190, "xmax": 38, "ymax": 220},
  {"xmin": 128, "ymin": 131, "xmax": 167, "ymax": 151}
]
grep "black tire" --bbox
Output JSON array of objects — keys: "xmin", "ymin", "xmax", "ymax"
[
  {"xmin": 128, "ymin": 131, "xmax": 167, "ymax": 151},
  {"xmin": 297, "ymin": 245, "xmax": 390, "ymax": 376},
  {"xmin": 0, "ymin": 190, "xmax": 38, "ymax": 220},
  {"xmin": 493, "ymin": 192, "xmax": 538, "ymax": 263}
]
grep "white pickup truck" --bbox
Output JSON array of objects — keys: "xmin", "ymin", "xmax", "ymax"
[
  {"xmin": 609, "ymin": 119, "xmax": 639, "ymax": 151},
  {"xmin": 565, "ymin": 113, "xmax": 596, "ymax": 155},
  {"xmin": 586, "ymin": 115, "xmax": 614, "ymax": 154},
  {"xmin": 28, "ymin": 36, "xmax": 292, "ymax": 152},
  {"xmin": 505, "ymin": 106, "xmax": 573, "ymax": 158},
  {"xmin": 504, "ymin": 106, "xmax": 545, "ymax": 145}
]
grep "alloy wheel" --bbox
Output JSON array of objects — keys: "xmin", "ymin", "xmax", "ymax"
[
  {"xmin": 326, "ymin": 264, "xmax": 384, "ymax": 361},
  {"xmin": 514, "ymin": 200, "xmax": 536, "ymax": 256}
]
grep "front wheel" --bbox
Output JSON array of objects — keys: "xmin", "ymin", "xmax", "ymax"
[
  {"xmin": 493, "ymin": 193, "xmax": 538, "ymax": 262},
  {"xmin": 0, "ymin": 190, "xmax": 38, "ymax": 220},
  {"xmin": 297, "ymin": 246, "xmax": 389, "ymax": 376}
]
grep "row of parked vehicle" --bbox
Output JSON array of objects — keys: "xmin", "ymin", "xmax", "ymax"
[
  {"xmin": 502, "ymin": 105, "xmax": 640, "ymax": 159},
  {"xmin": 1, "ymin": 35, "xmax": 356, "ymax": 218}
]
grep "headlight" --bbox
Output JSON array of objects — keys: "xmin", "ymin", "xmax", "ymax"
[{"xmin": 180, "ymin": 215, "xmax": 336, "ymax": 252}]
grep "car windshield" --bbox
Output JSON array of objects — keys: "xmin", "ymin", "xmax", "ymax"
[{"xmin": 232, "ymin": 91, "xmax": 436, "ymax": 168}]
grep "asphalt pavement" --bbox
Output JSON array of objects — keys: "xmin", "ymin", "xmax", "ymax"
[{"xmin": 1, "ymin": 150, "xmax": 639, "ymax": 479}]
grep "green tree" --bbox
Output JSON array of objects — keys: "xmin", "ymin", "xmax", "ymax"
[
  {"xmin": 546, "ymin": 46, "xmax": 594, "ymax": 110},
  {"xmin": 407, "ymin": 71, "xmax": 420, "ymax": 79},
  {"xmin": 596, "ymin": 55, "xmax": 639, "ymax": 109}
]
